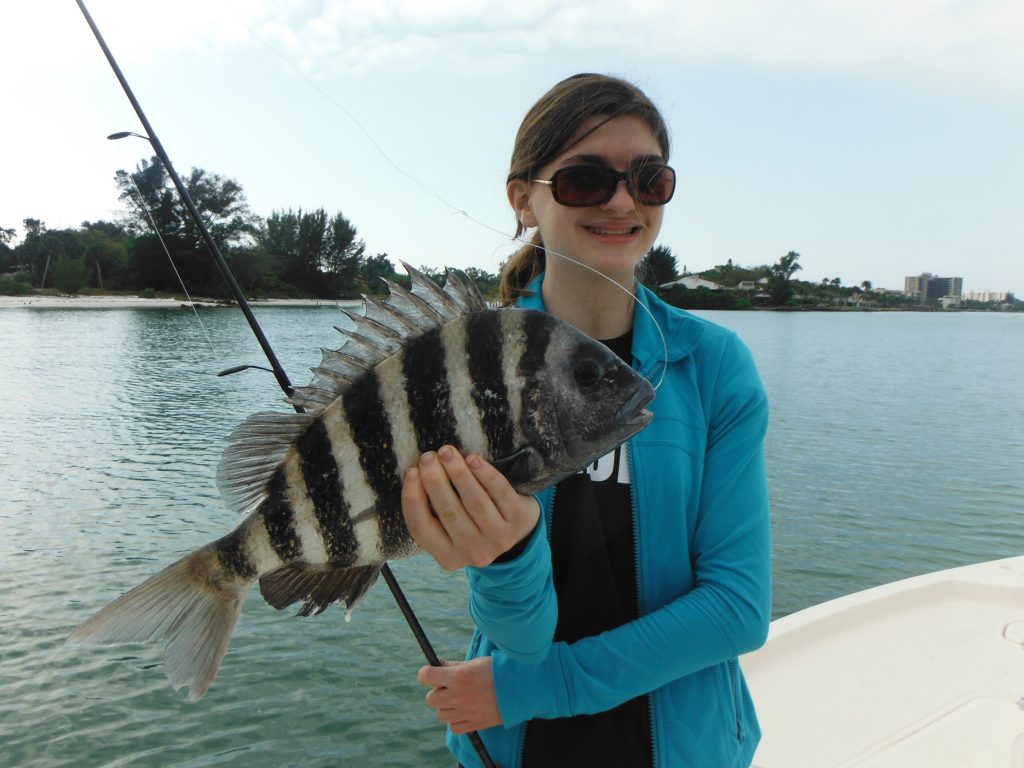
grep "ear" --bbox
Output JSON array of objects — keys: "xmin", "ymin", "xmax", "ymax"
[{"xmin": 507, "ymin": 179, "xmax": 538, "ymax": 229}]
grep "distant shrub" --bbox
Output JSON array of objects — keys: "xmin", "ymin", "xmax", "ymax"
[
  {"xmin": 52, "ymin": 257, "xmax": 88, "ymax": 294},
  {"xmin": 138, "ymin": 287, "xmax": 157, "ymax": 299},
  {"xmin": 662, "ymin": 286, "xmax": 741, "ymax": 310},
  {"xmin": 734, "ymin": 298, "xmax": 753, "ymax": 310},
  {"xmin": 0, "ymin": 276, "xmax": 32, "ymax": 295}
]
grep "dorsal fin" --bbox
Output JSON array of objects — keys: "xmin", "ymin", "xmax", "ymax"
[
  {"xmin": 442, "ymin": 267, "xmax": 488, "ymax": 312},
  {"xmin": 292, "ymin": 263, "xmax": 487, "ymax": 416},
  {"xmin": 358, "ymin": 295, "xmax": 425, "ymax": 337},
  {"xmin": 403, "ymin": 261, "xmax": 465, "ymax": 319},
  {"xmin": 380, "ymin": 278, "xmax": 444, "ymax": 327}
]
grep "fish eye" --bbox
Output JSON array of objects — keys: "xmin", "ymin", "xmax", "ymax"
[{"xmin": 573, "ymin": 358, "xmax": 603, "ymax": 388}]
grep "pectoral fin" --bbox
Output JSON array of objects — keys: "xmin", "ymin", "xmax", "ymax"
[{"xmin": 491, "ymin": 447, "xmax": 546, "ymax": 488}]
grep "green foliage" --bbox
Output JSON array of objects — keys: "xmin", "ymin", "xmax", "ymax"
[
  {"xmin": 662, "ymin": 285, "xmax": 743, "ymax": 310},
  {"xmin": 361, "ymin": 253, "xmax": 399, "ymax": 294},
  {"xmin": 138, "ymin": 287, "xmax": 156, "ymax": 299},
  {"xmin": 51, "ymin": 257, "xmax": 89, "ymax": 294},
  {"xmin": 256, "ymin": 208, "xmax": 369, "ymax": 298},
  {"xmin": 0, "ymin": 276, "xmax": 31, "ymax": 295},
  {"xmin": 642, "ymin": 245, "xmax": 678, "ymax": 288},
  {"xmin": 701, "ymin": 259, "xmax": 769, "ymax": 287},
  {"xmin": 768, "ymin": 251, "xmax": 802, "ymax": 305},
  {"xmin": 116, "ymin": 157, "xmax": 258, "ymax": 296},
  {"xmin": 462, "ymin": 266, "xmax": 501, "ymax": 299}
]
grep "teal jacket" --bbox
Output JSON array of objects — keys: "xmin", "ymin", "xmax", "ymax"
[{"xmin": 452, "ymin": 275, "xmax": 772, "ymax": 767}]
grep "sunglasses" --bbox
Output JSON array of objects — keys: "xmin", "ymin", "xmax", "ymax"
[{"xmin": 533, "ymin": 163, "xmax": 676, "ymax": 207}]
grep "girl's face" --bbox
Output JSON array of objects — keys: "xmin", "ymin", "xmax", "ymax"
[{"xmin": 508, "ymin": 115, "xmax": 668, "ymax": 284}]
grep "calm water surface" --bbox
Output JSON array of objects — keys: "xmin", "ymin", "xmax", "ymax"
[{"xmin": 1, "ymin": 306, "xmax": 1022, "ymax": 767}]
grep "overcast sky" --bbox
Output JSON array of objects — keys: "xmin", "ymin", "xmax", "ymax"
[{"xmin": 2, "ymin": 0, "xmax": 1022, "ymax": 293}]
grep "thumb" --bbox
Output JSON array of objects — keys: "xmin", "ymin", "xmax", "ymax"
[{"xmin": 417, "ymin": 661, "xmax": 461, "ymax": 686}]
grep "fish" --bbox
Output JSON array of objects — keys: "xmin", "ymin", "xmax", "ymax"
[{"xmin": 67, "ymin": 263, "xmax": 655, "ymax": 699}]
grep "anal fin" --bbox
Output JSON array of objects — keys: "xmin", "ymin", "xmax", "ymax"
[{"xmin": 259, "ymin": 562, "xmax": 383, "ymax": 619}]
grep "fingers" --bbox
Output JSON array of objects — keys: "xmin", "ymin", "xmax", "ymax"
[
  {"xmin": 424, "ymin": 447, "xmax": 491, "ymax": 544},
  {"xmin": 416, "ymin": 659, "xmax": 501, "ymax": 733},
  {"xmin": 402, "ymin": 464, "xmax": 461, "ymax": 570},
  {"xmin": 402, "ymin": 446, "xmax": 540, "ymax": 569}
]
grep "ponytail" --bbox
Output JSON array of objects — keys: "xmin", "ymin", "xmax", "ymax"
[{"xmin": 499, "ymin": 232, "xmax": 545, "ymax": 306}]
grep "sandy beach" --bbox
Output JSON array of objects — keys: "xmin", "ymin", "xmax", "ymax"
[{"xmin": 0, "ymin": 295, "xmax": 359, "ymax": 310}]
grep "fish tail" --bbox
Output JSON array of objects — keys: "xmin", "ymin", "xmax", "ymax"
[{"xmin": 67, "ymin": 546, "xmax": 250, "ymax": 700}]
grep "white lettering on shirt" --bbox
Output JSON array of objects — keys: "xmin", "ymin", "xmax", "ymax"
[{"xmin": 584, "ymin": 446, "xmax": 631, "ymax": 485}]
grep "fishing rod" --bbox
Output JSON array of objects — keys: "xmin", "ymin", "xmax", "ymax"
[{"xmin": 75, "ymin": 3, "xmax": 497, "ymax": 765}]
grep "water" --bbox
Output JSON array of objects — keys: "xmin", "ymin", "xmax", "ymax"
[{"xmin": 1, "ymin": 306, "xmax": 1022, "ymax": 766}]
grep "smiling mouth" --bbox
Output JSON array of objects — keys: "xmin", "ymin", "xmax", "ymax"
[{"xmin": 585, "ymin": 225, "xmax": 641, "ymax": 236}]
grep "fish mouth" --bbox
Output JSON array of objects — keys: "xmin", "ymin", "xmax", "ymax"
[{"xmin": 615, "ymin": 381, "xmax": 656, "ymax": 433}]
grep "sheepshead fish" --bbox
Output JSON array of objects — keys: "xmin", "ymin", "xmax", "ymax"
[{"xmin": 68, "ymin": 264, "xmax": 655, "ymax": 699}]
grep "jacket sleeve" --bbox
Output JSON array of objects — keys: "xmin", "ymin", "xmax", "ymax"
[
  {"xmin": 492, "ymin": 333, "xmax": 771, "ymax": 723},
  {"xmin": 463, "ymin": 511, "xmax": 557, "ymax": 664}
]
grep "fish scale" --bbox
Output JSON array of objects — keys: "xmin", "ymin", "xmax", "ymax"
[{"xmin": 68, "ymin": 263, "xmax": 656, "ymax": 700}]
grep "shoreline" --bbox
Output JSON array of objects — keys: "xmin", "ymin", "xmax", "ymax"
[
  {"xmin": 1, "ymin": 294, "xmax": 1017, "ymax": 313},
  {"xmin": 0, "ymin": 295, "xmax": 361, "ymax": 310}
]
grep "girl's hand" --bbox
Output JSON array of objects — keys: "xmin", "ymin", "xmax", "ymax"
[
  {"xmin": 419, "ymin": 657, "xmax": 501, "ymax": 734},
  {"xmin": 402, "ymin": 445, "xmax": 539, "ymax": 570}
]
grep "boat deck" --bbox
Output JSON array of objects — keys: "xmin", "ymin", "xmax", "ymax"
[{"xmin": 743, "ymin": 556, "xmax": 1024, "ymax": 767}]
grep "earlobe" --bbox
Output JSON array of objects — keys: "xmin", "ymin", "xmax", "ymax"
[{"xmin": 507, "ymin": 180, "xmax": 538, "ymax": 229}]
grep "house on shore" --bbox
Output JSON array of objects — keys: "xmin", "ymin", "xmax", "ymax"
[{"xmin": 660, "ymin": 276, "xmax": 724, "ymax": 291}]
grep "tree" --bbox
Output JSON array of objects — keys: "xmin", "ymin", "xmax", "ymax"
[
  {"xmin": 257, "ymin": 208, "xmax": 368, "ymax": 296},
  {"xmin": 461, "ymin": 266, "xmax": 501, "ymax": 299},
  {"xmin": 18, "ymin": 219, "xmax": 54, "ymax": 287},
  {"xmin": 326, "ymin": 212, "xmax": 366, "ymax": 296},
  {"xmin": 642, "ymin": 244, "xmax": 678, "ymax": 289},
  {"xmin": 361, "ymin": 253, "xmax": 398, "ymax": 294},
  {"xmin": 51, "ymin": 257, "xmax": 89, "ymax": 294},
  {"xmin": 861, "ymin": 280, "xmax": 873, "ymax": 292},
  {"xmin": 0, "ymin": 226, "xmax": 16, "ymax": 273},
  {"xmin": 116, "ymin": 157, "xmax": 258, "ymax": 295},
  {"xmin": 180, "ymin": 168, "xmax": 256, "ymax": 249},
  {"xmin": 79, "ymin": 222, "xmax": 130, "ymax": 290},
  {"xmin": 767, "ymin": 250, "xmax": 802, "ymax": 305},
  {"xmin": 116, "ymin": 159, "xmax": 180, "ymax": 236}
]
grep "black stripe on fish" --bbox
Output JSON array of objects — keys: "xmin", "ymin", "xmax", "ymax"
[
  {"xmin": 296, "ymin": 418, "xmax": 358, "ymax": 566},
  {"xmin": 402, "ymin": 327, "xmax": 459, "ymax": 453},
  {"xmin": 261, "ymin": 473, "xmax": 303, "ymax": 562},
  {"xmin": 343, "ymin": 370, "xmax": 402, "ymax": 504},
  {"xmin": 374, "ymin": 496, "xmax": 411, "ymax": 561},
  {"xmin": 519, "ymin": 310, "xmax": 552, "ymax": 377},
  {"xmin": 214, "ymin": 528, "xmax": 257, "ymax": 580},
  {"xmin": 466, "ymin": 311, "xmax": 515, "ymax": 460}
]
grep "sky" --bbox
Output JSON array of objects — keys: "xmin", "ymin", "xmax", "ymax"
[{"xmin": 2, "ymin": 0, "xmax": 1022, "ymax": 294}]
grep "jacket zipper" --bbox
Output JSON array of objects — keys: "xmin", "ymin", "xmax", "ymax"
[
  {"xmin": 627, "ymin": 439, "xmax": 658, "ymax": 768},
  {"xmin": 515, "ymin": 487, "xmax": 558, "ymax": 768},
  {"xmin": 727, "ymin": 657, "xmax": 744, "ymax": 743}
]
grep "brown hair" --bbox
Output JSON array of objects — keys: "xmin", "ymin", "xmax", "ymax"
[{"xmin": 499, "ymin": 73, "xmax": 671, "ymax": 305}]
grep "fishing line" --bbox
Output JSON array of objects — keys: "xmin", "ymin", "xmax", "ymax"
[
  {"xmin": 125, "ymin": 172, "xmax": 217, "ymax": 355},
  {"xmin": 234, "ymin": 14, "xmax": 670, "ymax": 390}
]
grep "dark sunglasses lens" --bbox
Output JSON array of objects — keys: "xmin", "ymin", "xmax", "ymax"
[
  {"xmin": 553, "ymin": 166, "xmax": 616, "ymax": 206},
  {"xmin": 633, "ymin": 165, "xmax": 675, "ymax": 205}
]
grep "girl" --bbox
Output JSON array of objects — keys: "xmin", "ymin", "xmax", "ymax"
[{"xmin": 402, "ymin": 73, "xmax": 771, "ymax": 768}]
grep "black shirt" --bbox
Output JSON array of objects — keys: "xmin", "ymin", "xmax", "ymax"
[{"xmin": 520, "ymin": 330, "xmax": 652, "ymax": 768}]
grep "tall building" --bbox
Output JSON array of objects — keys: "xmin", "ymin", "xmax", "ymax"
[
  {"xmin": 904, "ymin": 273, "xmax": 963, "ymax": 303},
  {"xmin": 963, "ymin": 290, "xmax": 1009, "ymax": 302}
]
